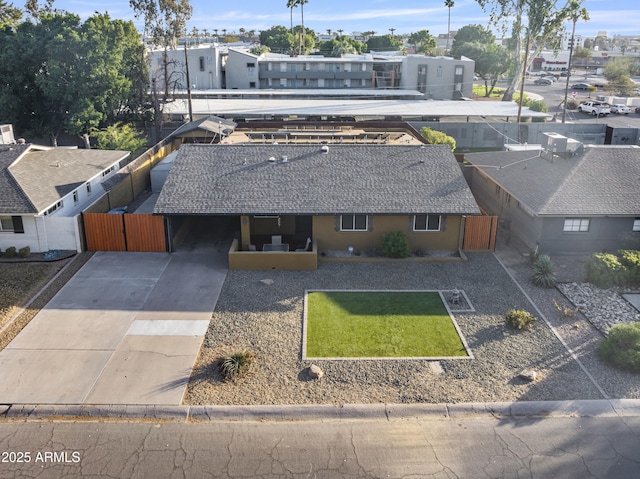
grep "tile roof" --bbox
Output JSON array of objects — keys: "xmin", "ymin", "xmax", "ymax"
[
  {"xmin": 0, "ymin": 144, "xmax": 36, "ymax": 214},
  {"xmin": 154, "ymin": 144, "xmax": 481, "ymax": 216},
  {"xmin": 8, "ymin": 147, "xmax": 130, "ymax": 212},
  {"xmin": 466, "ymin": 146, "xmax": 640, "ymax": 216}
]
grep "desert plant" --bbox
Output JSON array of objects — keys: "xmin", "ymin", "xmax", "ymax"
[
  {"xmin": 532, "ymin": 254, "xmax": 556, "ymax": 288},
  {"xmin": 618, "ymin": 250, "xmax": 640, "ymax": 285},
  {"xmin": 4, "ymin": 246, "xmax": 17, "ymax": 258},
  {"xmin": 18, "ymin": 246, "xmax": 30, "ymax": 258},
  {"xmin": 586, "ymin": 253, "xmax": 627, "ymax": 288},
  {"xmin": 552, "ymin": 298, "xmax": 578, "ymax": 318},
  {"xmin": 220, "ymin": 350, "xmax": 255, "ymax": 381},
  {"xmin": 597, "ymin": 322, "xmax": 640, "ymax": 372},
  {"xmin": 506, "ymin": 308, "xmax": 537, "ymax": 330},
  {"xmin": 382, "ymin": 231, "xmax": 410, "ymax": 259}
]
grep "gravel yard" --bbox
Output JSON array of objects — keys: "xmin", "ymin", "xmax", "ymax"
[{"xmin": 184, "ymin": 253, "xmax": 607, "ymax": 406}]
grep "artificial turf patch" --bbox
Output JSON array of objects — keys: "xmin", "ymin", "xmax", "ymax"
[{"xmin": 305, "ymin": 291, "xmax": 468, "ymax": 358}]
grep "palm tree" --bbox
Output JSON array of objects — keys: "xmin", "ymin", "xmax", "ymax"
[
  {"xmin": 326, "ymin": 28, "xmax": 332, "ymax": 36},
  {"xmin": 389, "ymin": 27, "xmax": 396, "ymax": 38},
  {"xmin": 286, "ymin": 0, "xmax": 308, "ymax": 44},
  {"xmin": 444, "ymin": 0, "xmax": 454, "ymax": 55},
  {"xmin": 562, "ymin": 0, "xmax": 589, "ymax": 123}
]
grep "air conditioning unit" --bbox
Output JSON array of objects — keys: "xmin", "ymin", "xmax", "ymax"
[{"xmin": 1, "ymin": 124, "xmax": 15, "ymax": 145}]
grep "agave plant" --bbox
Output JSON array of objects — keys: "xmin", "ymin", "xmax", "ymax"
[
  {"xmin": 220, "ymin": 350, "xmax": 255, "ymax": 381},
  {"xmin": 532, "ymin": 254, "xmax": 557, "ymax": 288}
]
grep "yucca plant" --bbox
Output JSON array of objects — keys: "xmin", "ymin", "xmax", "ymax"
[
  {"xmin": 532, "ymin": 254, "xmax": 556, "ymax": 288},
  {"xmin": 220, "ymin": 350, "xmax": 255, "ymax": 381}
]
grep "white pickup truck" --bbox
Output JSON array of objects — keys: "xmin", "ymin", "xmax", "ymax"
[{"xmin": 578, "ymin": 101, "xmax": 611, "ymax": 116}]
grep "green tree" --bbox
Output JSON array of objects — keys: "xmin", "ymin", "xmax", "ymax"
[
  {"xmin": 292, "ymin": 24, "xmax": 316, "ymax": 55},
  {"xmin": 92, "ymin": 122, "xmax": 147, "ymax": 154},
  {"xmin": 318, "ymin": 35, "xmax": 365, "ymax": 57},
  {"xmin": 408, "ymin": 29, "xmax": 437, "ymax": 55},
  {"xmin": 0, "ymin": 0, "xmax": 22, "ymax": 27},
  {"xmin": 420, "ymin": 127, "xmax": 456, "ymax": 151},
  {"xmin": 573, "ymin": 45, "xmax": 591, "ymax": 66},
  {"xmin": 259, "ymin": 25, "xmax": 295, "ymax": 54},
  {"xmin": 476, "ymin": 0, "xmax": 586, "ymax": 101},
  {"xmin": 450, "ymin": 24, "xmax": 495, "ymax": 54},
  {"xmin": 24, "ymin": 0, "xmax": 55, "ymax": 21},
  {"xmin": 286, "ymin": 0, "xmax": 308, "ymax": 50},
  {"xmin": 366, "ymin": 34, "xmax": 403, "ymax": 52}
]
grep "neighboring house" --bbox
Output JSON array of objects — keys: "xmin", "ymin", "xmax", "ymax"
[
  {"xmin": 0, "ymin": 143, "xmax": 130, "ymax": 252},
  {"xmin": 153, "ymin": 143, "xmax": 481, "ymax": 269},
  {"xmin": 465, "ymin": 138, "xmax": 640, "ymax": 254}
]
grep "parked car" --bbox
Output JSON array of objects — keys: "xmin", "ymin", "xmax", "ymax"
[
  {"xmin": 578, "ymin": 101, "xmax": 610, "ymax": 116},
  {"xmin": 541, "ymin": 75, "xmax": 557, "ymax": 82},
  {"xmin": 610, "ymin": 104, "xmax": 631, "ymax": 114},
  {"xmin": 571, "ymin": 83, "xmax": 592, "ymax": 90},
  {"xmin": 560, "ymin": 71, "xmax": 570, "ymax": 77},
  {"xmin": 534, "ymin": 78, "xmax": 553, "ymax": 85},
  {"xmin": 636, "ymin": 106, "xmax": 640, "ymax": 114}
]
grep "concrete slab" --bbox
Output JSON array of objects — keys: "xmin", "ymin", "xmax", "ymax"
[
  {"xmin": 127, "ymin": 320, "xmax": 210, "ymax": 336},
  {"xmin": 622, "ymin": 294, "xmax": 640, "ymax": 312},
  {"xmin": 0, "ymin": 350, "xmax": 112, "ymax": 404},
  {"xmin": 6, "ymin": 309, "xmax": 137, "ymax": 350},
  {"xmin": 73, "ymin": 251, "xmax": 171, "ymax": 280},
  {"xmin": 133, "ymin": 310, "xmax": 213, "ymax": 322},
  {"xmin": 141, "ymin": 251, "xmax": 227, "ymax": 313},
  {"xmin": 46, "ymin": 277, "xmax": 158, "ymax": 310},
  {"xmin": 84, "ymin": 335, "xmax": 205, "ymax": 405}
]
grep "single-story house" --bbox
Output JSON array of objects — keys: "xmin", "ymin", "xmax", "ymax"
[
  {"xmin": 465, "ymin": 142, "xmax": 640, "ymax": 254},
  {"xmin": 153, "ymin": 143, "xmax": 481, "ymax": 270},
  {"xmin": 0, "ymin": 143, "xmax": 130, "ymax": 253}
]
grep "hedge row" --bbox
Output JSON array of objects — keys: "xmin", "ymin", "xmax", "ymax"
[{"xmin": 586, "ymin": 250, "xmax": 640, "ymax": 288}]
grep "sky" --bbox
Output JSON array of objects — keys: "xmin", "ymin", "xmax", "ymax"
[{"xmin": 44, "ymin": 0, "xmax": 639, "ymax": 38}]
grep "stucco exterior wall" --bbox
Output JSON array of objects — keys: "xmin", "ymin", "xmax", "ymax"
[
  {"xmin": 226, "ymin": 49, "xmax": 260, "ymax": 90},
  {"xmin": 400, "ymin": 56, "xmax": 474, "ymax": 100},
  {"xmin": 0, "ymin": 215, "xmax": 81, "ymax": 252},
  {"xmin": 312, "ymin": 214, "xmax": 462, "ymax": 252}
]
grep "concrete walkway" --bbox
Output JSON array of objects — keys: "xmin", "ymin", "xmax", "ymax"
[{"xmin": 0, "ymin": 249, "xmax": 227, "ymax": 405}]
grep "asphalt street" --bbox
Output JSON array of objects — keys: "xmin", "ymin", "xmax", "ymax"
[{"xmin": 1, "ymin": 413, "xmax": 639, "ymax": 478}]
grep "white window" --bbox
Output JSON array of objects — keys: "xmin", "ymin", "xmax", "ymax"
[
  {"xmin": 361, "ymin": 63, "xmax": 367, "ymax": 72},
  {"xmin": 344, "ymin": 63, "xmax": 351, "ymax": 72},
  {"xmin": 280, "ymin": 62, "xmax": 287, "ymax": 72},
  {"xmin": 563, "ymin": 218, "xmax": 590, "ymax": 232},
  {"xmin": 86, "ymin": 183, "xmax": 92, "ymax": 195},
  {"xmin": 268, "ymin": 63, "xmax": 273, "ymax": 71},
  {"xmin": 633, "ymin": 218, "xmax": 640, "ymax": 232},
  {"xmin": 318, "ymin": 78, "xmax": 325, "ymax": 87},
  {"xmin": 340, "ymin": 215, "xmax": 368, "ymax": 231},
  {"xmin": 414, "ymin": 215, "xmax": 441, "ymax": 232},
  {"xmin": 102, "ymin": 165, "xmax": 116, "ymax": 177},
  {"xmin": 279, "ymin": 78, "xmax": 287, "ymax": 87},
  {"xmin": 44, "ymin": 201, "xmax": 63, "ymax": 216},
  {"xmin": 344, "ymin": 79, "xmax": 351, "ymax": 87},
  {"xmin": 318, "ymin": 63, "xmax": 325, "ymax": 71},
  {"xmin": 73, "ymin": 191, "xmax": 79, "ymax": 203},
  {"xmin": 0, "ymin": 216, "xmax": 14, "ymax": 232}
]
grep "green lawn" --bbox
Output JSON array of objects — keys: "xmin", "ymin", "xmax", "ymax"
[{"xmin": 305, "ymin": 291, "xmax": 468, "ymax": 358}]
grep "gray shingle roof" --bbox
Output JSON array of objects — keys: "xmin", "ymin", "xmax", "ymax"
[
  {"xmin": 154, "ymin": 144, "xmax": 481, "ymax": 216},
  {"xmin": 466, "ymin": 146, "xmax": 640, "ymax": 216},
  {"xmin": 0, "ymin": 144, "xmax": 36, "ymax": 214},
  {"xmin": 8, "ymin": 148, "xmax": 129, "ymax": 212}
]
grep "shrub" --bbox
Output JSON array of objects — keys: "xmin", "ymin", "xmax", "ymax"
[
  {"xmin": 18, "ymin": 246, "xmax": 30, "ymax": 258},
  {"xmin": 532, "ymin": 254, "xmax": 556, "ymax": 288},
  {"xmin": 4, "ymin": 246, "xmax": 17, "ymax": 258},
  {"xmin": 382, "ymin": 231, "xmax": 410, "ymax": 259},
  {"xmin": 506, "ymin": 309, "xmax": 537, "ymax": 330},
  {"xmin": 552, "ymin": 299, "xmax": 578, "ymax": 318},
  {"xmin": 618, "ymin": 250, "xmax": 640, "ymax": 285},
  {"xmin": 586, "ymin": 253, "xmax": 627, "ymax": 288},
  {"xmin": 597, "ymin": 322, "xmax": 640, "ymax": 372},
  {"xmin": 525, "ymin": 99, "xmax": 549, "ymax": 113},
  {"xmin": 566, "ymin": 99, "xmax": 579, "ymax": 110},
  {"xmin": 420, "ymin": 127, "xmax": 456, "ymax": 151},
  {"xmin": 220, "ymin": 350, "xmax": 255, "ymax": 381}
]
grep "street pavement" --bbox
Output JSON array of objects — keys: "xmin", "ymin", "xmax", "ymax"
[
  {"xmin": 1, "ymin": 408, "xmax": 639, "ymax": 479},
  {"xmin": 0, "ymin": 249, "xmax": 228, "ymax": 405}
]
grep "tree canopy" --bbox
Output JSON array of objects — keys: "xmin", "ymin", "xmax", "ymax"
[
  {"xmin": 408, "ymin": 30, "xmax": 437, "ymax": 55},
  {"xmin": 0, "ymin": 0, "xmax": 22, "ymax": 26},
  {"xmin": 0, "ymin": 12, "xmax": 147, "ymax": 147},
  {"xmin": 366, "ymin": 34, "xmax": 403, "ymax": 52},
  {"xmin": 317, "ymin": 36, "xmax": 365, "ymax": 57},
  {"xmin": 129, "ymin": 0, "xmax": 192, "ymax": 48}
]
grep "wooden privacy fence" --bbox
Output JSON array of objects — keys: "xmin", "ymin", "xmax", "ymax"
[
  {"xmin": 463, "ymin": 215, "xmax": 498, "ymax": 251},
  {"xmin": 83, "ymin": 213, "xmax": 167, "ymax": 252}
]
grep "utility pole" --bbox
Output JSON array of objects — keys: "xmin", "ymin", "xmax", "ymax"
[
  {"xmin": 517, "ymin": 32, "xmax": 531, "ymax": 125},
  {"xmin": 183, "ymin": 41, "xmax": 194, "ymax": 123}
]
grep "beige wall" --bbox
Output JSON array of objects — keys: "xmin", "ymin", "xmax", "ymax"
[
  {"xmin": 228, "ymin": 239, "xmax": 317, "ymax": 270},
  {"xmin": 313, "ymin": 215, "xmax": 462, "ymax": 252}
]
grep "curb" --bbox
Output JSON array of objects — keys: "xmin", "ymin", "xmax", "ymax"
[{"xmin": 2, "ymin": 400, "xmax": 639, "ymax": 422}]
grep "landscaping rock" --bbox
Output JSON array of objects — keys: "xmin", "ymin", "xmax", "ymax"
[
  {"xmin": 518, "ymin": 369, "xmax": 538, "ymax": 382},
  {"xmin": 259, "ymin": 279, "xmax": 274, "ymax": 285},
  {"xmin": 307, "ymin": 364, "xmax": 324, "ymax": 380}
]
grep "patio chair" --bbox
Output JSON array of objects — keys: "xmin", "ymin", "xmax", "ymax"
[
  {"xmin": 296, "ymin": 237, "xmax": 312, "ymax": 252},
  {"xmin": 272, "ymin": 235, "xmax": 282, "ymax": 245}
]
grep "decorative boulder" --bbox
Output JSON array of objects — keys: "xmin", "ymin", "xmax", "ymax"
[
  {"xmin": 259, "ymin": 279, "xmax": 274, "ymax": 285},
  {"xmin": 518, "ymin": 369, "xmax": 538, "ymax": 382},
  {"xmin": 307, "ymin": 364, "xmax": 324, "ymax": 380}
]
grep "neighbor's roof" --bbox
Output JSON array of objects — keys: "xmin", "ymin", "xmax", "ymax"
[
  {"xmin": 466, "ymin": 146, "xmax": 640, "ymax": 216},
  {"xmin": 8, "ymin": 147, "xmax": 130, "ymax": 212},
  {"xmin": 170, "ymin": 115, "xmax": 237, "ymax": 138},
  {"xmin": 162, "ymin": 98, "xmax": 551, "ymax": 119},
  {"xmin": 154, "ymin": 144, "xmax": 481, "ymax": 216},
  {"xmin": 0, "ymin": 144, "xmax": 36, "ymax": 214}
]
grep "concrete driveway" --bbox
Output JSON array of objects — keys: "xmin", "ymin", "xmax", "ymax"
[{"xmin": 0, "ymin": 248, "xmax": 227, "ymax": 405}]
